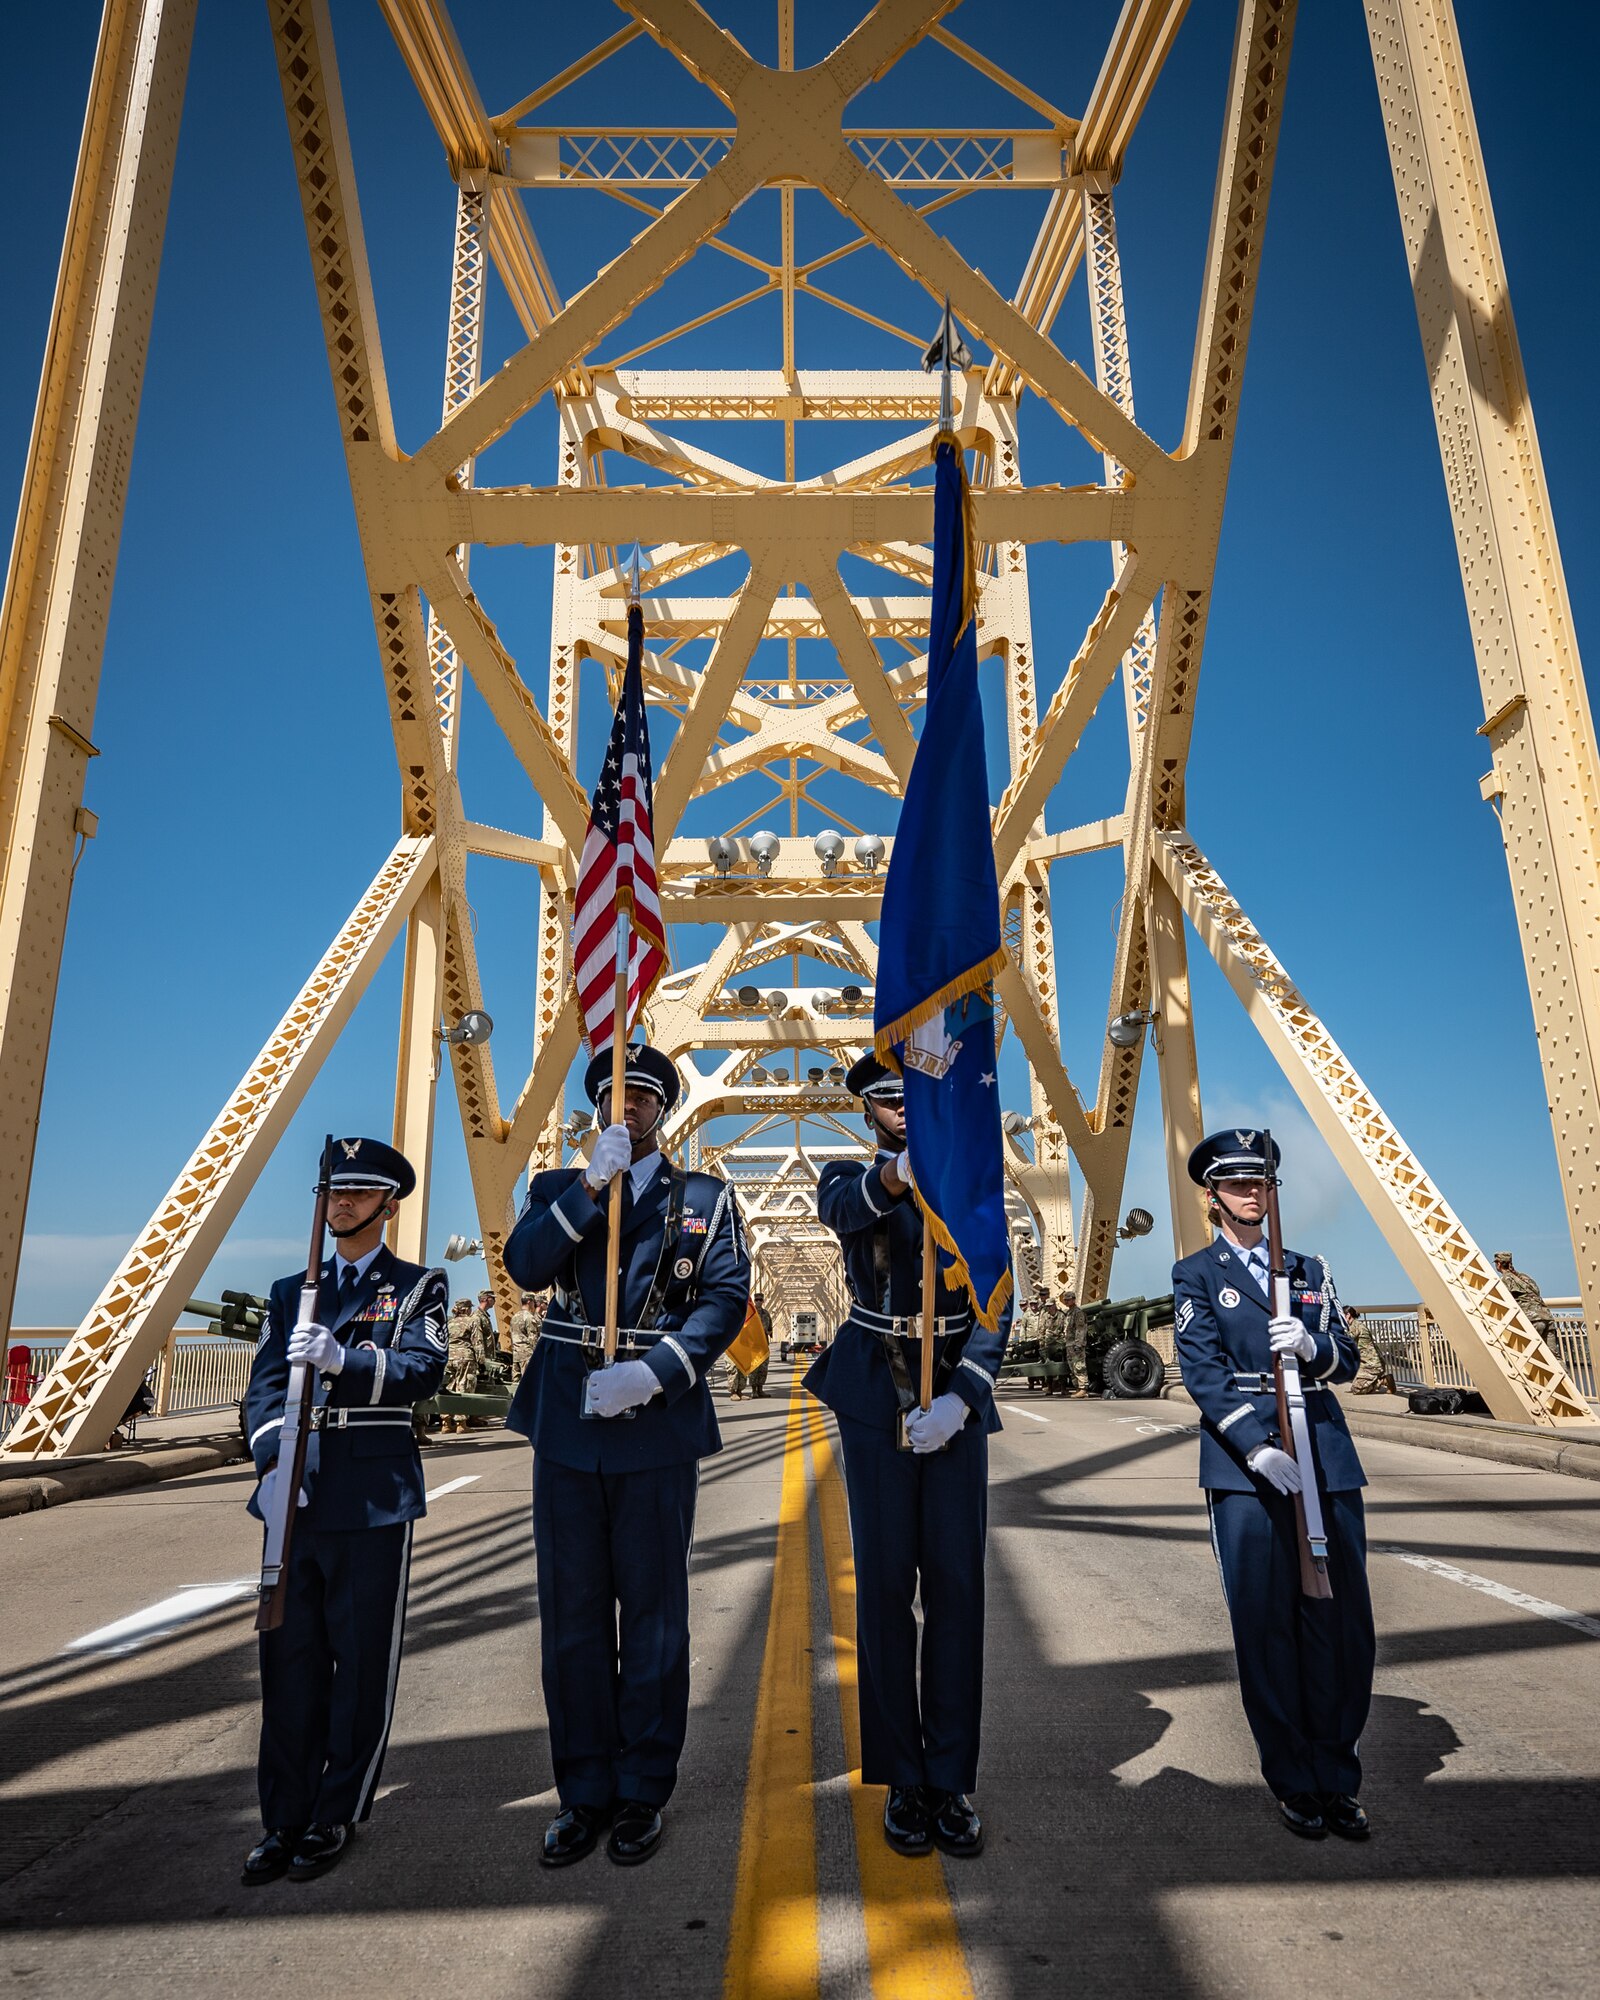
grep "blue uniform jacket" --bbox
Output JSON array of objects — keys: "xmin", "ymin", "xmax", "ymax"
[
  {"xmin": 1173, "ymin": 1238, "xmax": 1365, "ymax": 1493},
  {"xmin": 804, "ymin": 1153, "xmax": 1011, "ymax": 1434},
  {"xmin": 503, "ymin": 1159, "xmax": 749, "ymax": 1472},
  {"xmin": 242, "ymin": 1246, "xmax": 448, "ymax": 1531}
]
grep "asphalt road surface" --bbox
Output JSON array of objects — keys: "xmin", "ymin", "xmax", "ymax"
[{"xmin": 1, "ymin": 1362, "xmax": 1595, "ymax": 1999}]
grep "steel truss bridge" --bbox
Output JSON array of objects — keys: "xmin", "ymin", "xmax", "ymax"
[{"xmin": 2, "ymin": 0, "xmax": 1598, "ymax": 1455}]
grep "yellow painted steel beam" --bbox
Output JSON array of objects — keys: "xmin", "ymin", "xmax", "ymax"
[
  {"xmin": 0, "ymin": 0, "xmax": 197, "ymax": 1339},
  {"xmin": 1157, "ymin": 830, "xmax": 1596, "ymax": 1427},
  {"xmin": 2, "ymin": 837, "xmax": 438, "ymax": 1460},
  {"xmin": 1366, "ymin": 0, "xmax": 1600, "ymax": 1351}
]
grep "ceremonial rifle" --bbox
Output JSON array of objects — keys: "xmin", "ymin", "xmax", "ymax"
[
  {"xmin": 1261, "ymin": 1132, "xmax": 1334, "ymax": 1601},
  {"xmin": 256, "ymin": 1134, "xmax": 334, "ymax": 1632}
]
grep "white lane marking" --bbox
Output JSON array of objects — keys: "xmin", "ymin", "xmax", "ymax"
[
  {"xmin": 63, "ymin": 1580, "xmax": 256, "ymax": 1657},
  {"xmin": 1000, "ymin": 1403, "xmax": 1050, "ymax": 1423},
  {"xmin": 1110, "ymin": 1415, "xmax": 1199, "ymax": 1436},
  {"xmin": 424, "ymin": 1474, "xmax": 482, "ymax": 1501},
  {"xmin": 1377, "ymin": 1546, "xmax": 1600, "ymax": 1640}
]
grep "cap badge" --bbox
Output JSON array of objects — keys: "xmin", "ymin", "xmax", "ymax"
[
  {"xmin": 1234, "ymin": 1130, "xmax": 1256, "ymax": 1149},
  {"xmin": 340, "ymin": 1139, "xmax": 362, "ymax": 1159}
]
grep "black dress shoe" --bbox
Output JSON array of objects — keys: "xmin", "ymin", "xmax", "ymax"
[
  {"xmin": 541, "ymin": 1803, "xmax": 612, "ymax": 1869},
  {"xmin": 241, "ymin": 1828, "xmax": 303, "ymax": 1886},
  {"xmin": 607, "ymin": 1800, "xmax": 664, "ymax": 1866},
  {"xmin": 288, "ymin": 1824, "xmax": 350, "ymax": 1879},
  {"xmin": 929, "ymin": 1791, "xmax": 984, "ymax": 1858},
  {"xmin": 1320, "ymin": 1793, "xmax": 1370, "ymax": 1840},
  {"xmin": 882, "ymin": 1786, "xmax": 933, "ymax": 1856},
  {"xmin": 1277, "ymin": 1793, "xmax": 1326, "ymax": 1839}
]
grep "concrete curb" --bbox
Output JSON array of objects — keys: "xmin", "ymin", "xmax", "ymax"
[
  {"xmin": 0, "ymin": 1435, "xmax": 249, "ymax": 1518},
  {"xmin": 1160, "ymin": 1382, "xmax": 1600, "ymax": 1482}
]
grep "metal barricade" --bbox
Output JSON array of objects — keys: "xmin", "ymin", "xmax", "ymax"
[{"xmin": 2, "ymin": 1332, "xmax": 253, "ymax": 1442}]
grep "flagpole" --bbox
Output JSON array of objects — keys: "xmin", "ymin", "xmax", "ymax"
[
  {"xmin": 920, "ymin": 1209, "xmax": 936, "ymax": 1411},
  {"xmin": 601, "ymin": 547, "xmax": 646, "ymax": 1368},
  {"xmin": 601, "ymin": 926, "xmax": 629, "ymax": 1365}
]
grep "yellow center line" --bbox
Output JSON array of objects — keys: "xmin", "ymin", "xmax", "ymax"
[
  {"xmin": 723, "ymin": 1374, "xmax": 819, "ymax": 1999},
  {"xmin": 804, "ymin": 1401, "xmax": 975, "ymax": 2000}
]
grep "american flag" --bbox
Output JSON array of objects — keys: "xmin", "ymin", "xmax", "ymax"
[{"xmin": 573, "ymin": 600, "xmax": 667, "ymax": 1055}]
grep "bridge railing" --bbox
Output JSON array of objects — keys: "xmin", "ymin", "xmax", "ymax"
[
  {"xmin": 2, "ymin": 1330, "xmax": 254, "ymax": 1444},
  {"xmin": 1114, "ymin": 1303, "xmax": 1593, "ymax": 1403}
]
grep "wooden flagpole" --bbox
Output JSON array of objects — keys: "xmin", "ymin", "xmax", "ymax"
[
  {"xmin": 601, "ymin": 909, "xmax": 629, "ymax": 1364},
  {"xmin": 920, "ymin": 1208, "xmax": 936, "ymax": 1410}
]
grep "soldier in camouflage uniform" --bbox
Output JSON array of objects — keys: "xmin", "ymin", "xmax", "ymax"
[
  {"xmin": 1344, "ymin": 1306, "xmax": 1395, "ymax": 1396},
  {"xmin": 1493, "ymin": 1252, "xmax": 1559, "ymax": 1347},
  {"xmin": 1038, "ymin": 1289, "xmax": 1068, "ymax": 1394},
  {"xmin": 443, "ymin": 1298, "xmax": 480, "ymax": 1432},
  {"xmin": 510, "ymin": 1291, "xmax": 543, "ymax": 1380},
  {"xmin": 1057, "ymin": 1290, "xmax": 1089, "ymax": 1396}
]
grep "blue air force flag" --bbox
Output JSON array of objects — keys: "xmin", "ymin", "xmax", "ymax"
[{"xmin": 873, "ymin": 438, "xmax": 1011, "ymax": 1329}]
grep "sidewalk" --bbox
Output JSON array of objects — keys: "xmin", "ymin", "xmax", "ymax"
[
  {"xmin": 1160, "ymin": 1382, "xmax": 1600, "ymax": 1481},
  {"xmin": 0, "ymin": 1413, "xmax": 249, "ymax": 1518}
]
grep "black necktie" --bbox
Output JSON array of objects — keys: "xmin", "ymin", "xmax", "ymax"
[{"xmin": 337, "ymin": 1265, "xmax": 358, "ymax": 1316}]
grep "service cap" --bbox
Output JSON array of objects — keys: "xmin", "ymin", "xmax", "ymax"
[
  {"xmin": 326, "ymin": 1136, "xmax": 415, "ymax": 1200},
  {"xmin": 1186, "ymin": 1128, "xmax": 1281, "ymax": 1188},
  {"xmin": 844, "ymin": 1052, "xmax": 904, "ymax": 1101},
  {"xmin": 582, "ymin": 1041, "xmax": 682, "ymax": 1114}
]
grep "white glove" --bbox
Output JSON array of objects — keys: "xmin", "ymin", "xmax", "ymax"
[
  {"xmin": 585, "ymin": 1357, "xmax": 663, "ymax": 1419},
  {"xmin": 1248, "ymin": 1444, "xmax": 1303, "ymax": 1495},
  {"xmin": 258, "ymin": 1466, "xmax": 308, "ymax": 1513},
  {"xmin": 288, "ymin": 1324, "xmax": 345, "ymax": 1374},
  {"xmin": 899, "ymin": 1148, "xmax": 916, "ymax": 1191},
  {"xmin": 584, "ymin": 1122, "xmax": 633, "ymax": 1190},
  {"xmin": 1269, "ymin": 1315, "xmax": 1316, "ymax": 1364},
  {"xmin": 904, "ymin": 1391, "xmax": 968, "ymax": 1454}
]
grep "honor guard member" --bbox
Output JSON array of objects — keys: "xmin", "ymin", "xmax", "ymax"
[
  {"xmin": 240, "ymin": 1138, "xmax": 447, "ymax": 1885},
  {"xmin": 1174, "ymin": 1131, "xmax": 1374, "ymax": 1842},
  {"xmin": 805, "ymin": 1054, "xmax": 1010, "ymax": 1860},
  {"xmin": 503, "ymin": 1042, "xmax": 749, "ymax": 1869}
]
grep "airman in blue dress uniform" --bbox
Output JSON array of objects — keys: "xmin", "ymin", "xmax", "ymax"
[
  {"xmin": 1173, "ymin": 1130, "xmax": 1375, "ymax": 1841},
  {"xmin": 503, "ymin": 1042, "xmax": 749, "ymax": 1869},
  {"xmin": 805, "ymin": 1054, "xmax": 1011, "ymax": 1860},
  {"xmin": 240, "ymin": 1137, "xmax": 447, "ymax": 1885}
]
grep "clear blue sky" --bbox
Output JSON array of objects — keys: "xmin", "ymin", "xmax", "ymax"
[{"xmin": 6, "ymin": 1, "xmax": 1598, "ymax": 1325}]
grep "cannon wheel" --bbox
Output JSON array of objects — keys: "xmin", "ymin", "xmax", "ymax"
[{"xmin": 1102, "ymin": 1337, "xmax": 1164, "ymax": 1400}]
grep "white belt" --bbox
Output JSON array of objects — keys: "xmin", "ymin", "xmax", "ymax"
[
  {"xmin": 308, "ymin": 1407, "xmax": 414, "ymax": 1431},
  {"xmin": 1231, "ymin": 1372, "xmax": 1327, "ymax": 1395},
  {"xmin": 848, "ymin": 1305, "xmax": 971, "ymax": 1336},
  {"xmin": 538, "ymin": 1318, "xmax": 673, "ymax": 1352}
]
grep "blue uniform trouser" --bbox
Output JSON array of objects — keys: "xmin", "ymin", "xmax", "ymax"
[
  {"xmin": 1207, "ymin": 1486, "xmax": 1375, "ymax": 1799},
  {"xmin": 836, "ymin": 1414, "xmax": 988, "ymax": 1794},
  {"xmin": 533, "ymin": 1456, "xmax": 699, "ymax": 1811},
  {"xmin": 257, "ymin": 1520, "xmax": 413, "ymax": 1828}
]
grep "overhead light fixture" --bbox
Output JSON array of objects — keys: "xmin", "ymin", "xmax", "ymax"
[
  {"xmin": 765, "ymin": 991, "xmax": 787, "ymax": 1017},
  {"xmin": 807, "ymin": 1066, "xmax": 826, "ymax": 1083},
  {"xmin": 748, "ymin": 1066, "xmax": 770, "ymax": 1085},
  {"xmin": 827, "ymin": 1065, "xmax": 846, "ymax": 1084},
  {"xmin": 1108, "ymin": 1009, "xmax": 1157, "ymax": 1049},
  {"xmin": 814, "ymin": 829, "xmax": 845, "ymax": 876},
  {"xmin": 443, "ymin": 1010, "xmax": 494, "ymax": 1047},
  {"xmin": 709, "ymin": 835, "xmax": 735, "ymax": 876},
  {"xmin": 749, "ymin": 830, "xmax": 780, "ymax": 876},
  {"xmin": 853, "ymin": 833, "xmax": 885, "ymax": 872},
  {"xmin": 1119, "ymin": 1207, "xmax": 1155, "ymax": 1240},
  {"xmin": 811, "ymin": 990, "xmax": 838, "ymax": 1012},
  {"xmin": 1000, "ymin": 1110, "xmax": 1032, "ymax": 1136},
  {"xmin": 443, "ymin": 1234, "xmax": 482, "ymax": 1261},
  {"xmin": 839, "ymin": 984, "xmax": 864, "ymax": 1007},
  {"xmin": 737, "ymin": 984, "xmax": 761, "ymax": 1008}
]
